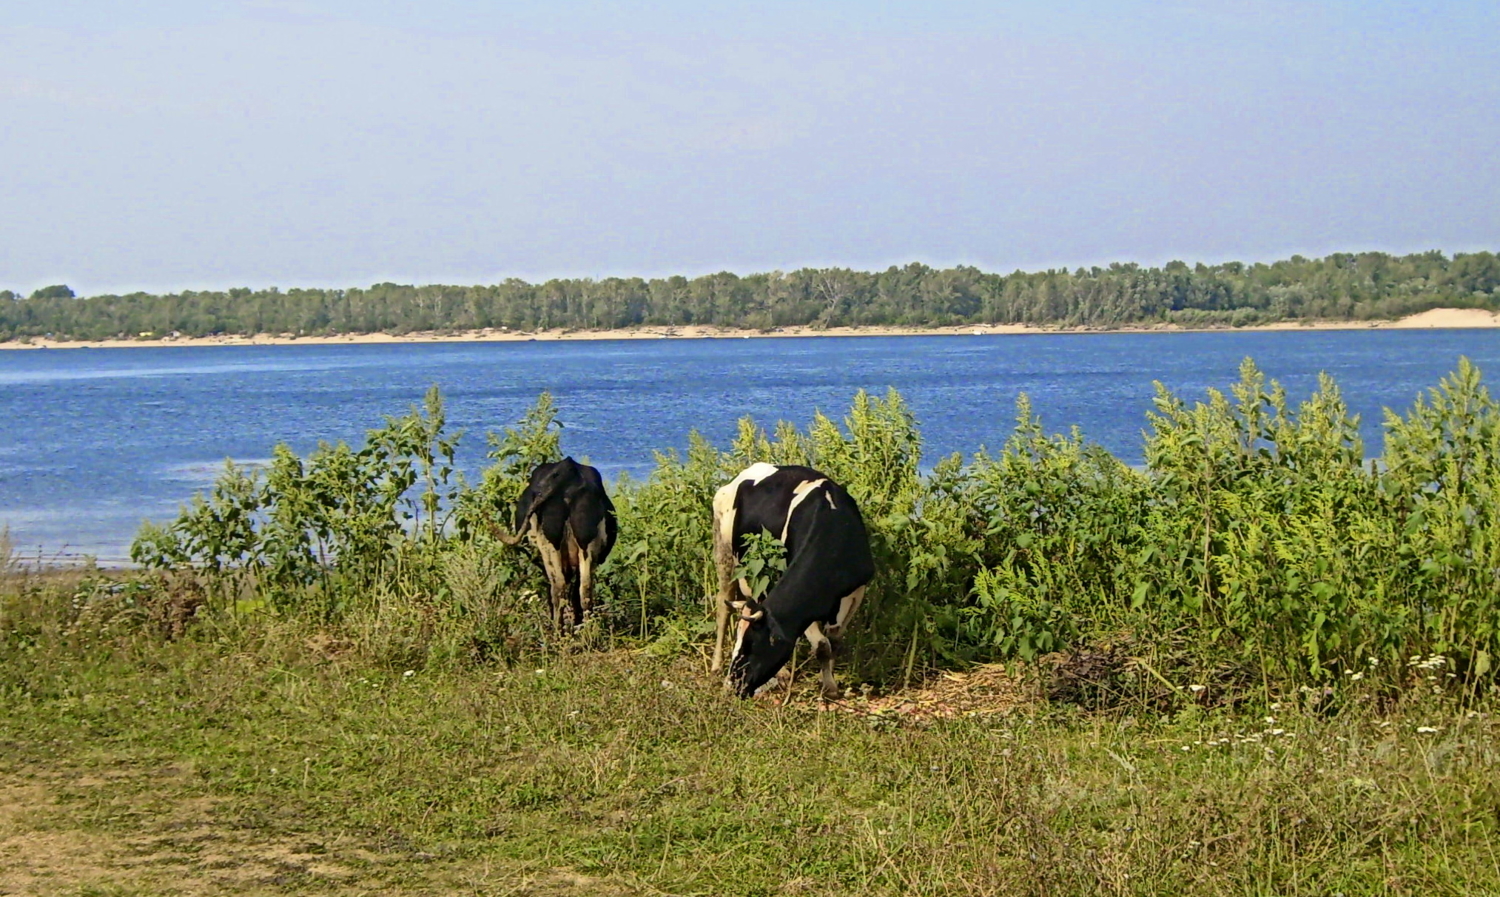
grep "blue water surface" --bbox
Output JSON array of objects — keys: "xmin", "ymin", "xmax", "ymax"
[{"xmin": 1, "ymin": 330, "xmax": 1496, "ymax": 563}]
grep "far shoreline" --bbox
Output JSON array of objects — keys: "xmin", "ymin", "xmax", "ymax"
[{"xmin": 2, "ymin": 307, "xmax": 1496, "ymax": 351}]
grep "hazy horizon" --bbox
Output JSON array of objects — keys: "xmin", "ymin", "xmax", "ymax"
[{"xmin": 4, "ymin": 1, "xmax": 1497, "ymax": 296}]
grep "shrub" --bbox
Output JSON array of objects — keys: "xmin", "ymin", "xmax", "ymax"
[{"xmin": 133, "ymin": 360, "xmax": 1500, "ymax": 704}]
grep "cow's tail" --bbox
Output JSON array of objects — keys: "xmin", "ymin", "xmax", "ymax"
[
  {"xmin": 494, "ymin": 460, "xmax": 573, "ymax": 546},
  {"xmin": 487, "ymin": 519, "xmax": 526, "ymax": 546}
]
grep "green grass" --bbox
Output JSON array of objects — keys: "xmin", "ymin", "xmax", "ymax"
[{"xmin": 4, "ymin": 575, "xmax": 1500, "ymax": 896}]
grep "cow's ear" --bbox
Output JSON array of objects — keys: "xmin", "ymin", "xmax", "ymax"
[
  {"xmin": 764, "ymin": 609, "xmax": 791, "ymax": 644},
  {"xmin": 730, "ymin": 599, "xmax": 766, "ymax": 622}
]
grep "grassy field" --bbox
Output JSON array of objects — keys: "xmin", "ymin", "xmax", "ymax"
[{"xmin": 4, "ymin": 569, "xmax": 1499, "ymax": 897}]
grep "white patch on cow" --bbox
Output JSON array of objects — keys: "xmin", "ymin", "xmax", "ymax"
[
  {"xmin": 743, "ymin": 462, "xmax": 781, "ymax": 485},
  {"xmin": 713, "ymin": 462, "xmax": 780, "ymax": 551},
  {"xmin": 824, "ymin": 491, "xmax": 836, "ymax": 509},
  {"xmin": 732, "ymin": 616, "xmax": 751, "ymax": 660},
  {"xmin": 780, "ymin": 478, "xmax": 827, "ymax": 543}
]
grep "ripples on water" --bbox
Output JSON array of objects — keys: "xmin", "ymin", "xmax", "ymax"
[{"xmin": 2, "ymin": 330, "xmax": 1497, "ymax": 563}]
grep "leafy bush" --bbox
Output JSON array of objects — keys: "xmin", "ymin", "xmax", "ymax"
[{"xmin": 133, "ymin": 359, "xmax": 1500, "ymax": 705}]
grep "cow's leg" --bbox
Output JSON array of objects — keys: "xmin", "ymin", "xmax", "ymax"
[
  {"xmin": 710, "ymin": 506, "xmax": 739, "ymax": 673},
  {"xmin": 808, "ymin": 586, "xmax": 866, "ymax": 700},
  {"xmin": 532, "ymin": 531, "xmax": 569, "ymax": 630},
  {"xmin": 578, "ymin": 520, "xmax": 605, "ymax": 622},
  {"xmin": 566, "ymin": 572, "xmax": 584, "ymax": 630},
  {"xmin": 552, "ymin": 524, "xmax": 586, "ymax": 631},
  {"xmin": 577, "ymin": 553, "xmax": 594, "ymax": 625},
  {"xmin": 825, "ymin": 585, "xmax": 866, "ymax": 645},
  {"xmin": 550, "ymin": 567, "xmax": 569, "ymax": 630},
  {"xmin": 803, "ymin": 622, "xmax": 840, "ymax": 700}
]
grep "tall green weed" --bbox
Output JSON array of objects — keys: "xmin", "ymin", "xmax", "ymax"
[{"xmin": 133, "ymin": 359, "xmax": 1500, "ymax": 704}]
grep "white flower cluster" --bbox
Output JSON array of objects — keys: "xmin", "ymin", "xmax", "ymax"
[
  {"xmin": 1189, "ymin": 721, "xmax": 1296, "ymax": 751},
  {"xmin": 1408, "ymin": 654, "xmax": 1456, "ymax": 693}
]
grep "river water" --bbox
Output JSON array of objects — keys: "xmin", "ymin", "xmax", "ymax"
[{"xmin": 2, "ymin": 329, "xmax": 1496, "ymax": 563}]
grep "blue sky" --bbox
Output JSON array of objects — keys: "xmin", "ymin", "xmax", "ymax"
[{"xmin": 2, "ymin": 1, "xmax": 1497, "ymax": 294}]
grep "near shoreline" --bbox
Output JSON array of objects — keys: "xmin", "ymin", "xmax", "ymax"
[{"xmin": 2, "ymin": 306, "xmax": 1496, "ymax": 350}]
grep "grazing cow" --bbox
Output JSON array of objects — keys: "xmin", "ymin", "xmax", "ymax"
[
  {"xmin": 711, "ymin": 463, "xmax": 875, "ymax": 699},
  {"xmin": 495, "ymin": 457, "xmax": 618, "ymax": 630}
]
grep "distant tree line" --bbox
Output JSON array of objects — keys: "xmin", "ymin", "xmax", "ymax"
[{"xmin": 2, "ymin": 250, "xmax": 1497, "ymax": 341}]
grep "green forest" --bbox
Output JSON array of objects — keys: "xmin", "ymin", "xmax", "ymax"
[{"xmin": 4, "ymin": 249, "xmax": 1498, "ymax": 341}]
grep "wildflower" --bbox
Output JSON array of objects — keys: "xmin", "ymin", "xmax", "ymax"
[
  {"xmin": 1188, "ymin": 684, "xmax": 1206, "ymax": 694},
  {"xmin": 1415, "ymin": 726, "xmax": 1440, "ymax": 734},
  {"xmin": 1349, "ymin": 672, "xmax": 1364, "ymax": 681},
  {"xmin": 402, "ymin": 669, "xmax": 415, "ymax": 678}
]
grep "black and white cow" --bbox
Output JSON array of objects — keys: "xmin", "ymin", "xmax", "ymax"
[
  {"xmin": 495, "ymin": 457, "xmax": 618, "ymax": 630},
  {"xmin": 710, "ymin": 463, "xmax": 875, "ymax": 699}
]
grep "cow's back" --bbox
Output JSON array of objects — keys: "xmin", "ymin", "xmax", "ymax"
[{"xmin": 728, "ymin": 464, "xmax": 829, "ymax": 552}]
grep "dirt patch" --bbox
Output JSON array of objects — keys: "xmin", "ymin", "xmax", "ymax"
[
  {"xmin": 0, "ymin": 770, "xmax": 388, "ymax": 895},
  {"xmin": 0, "ymin": 778, "xmax": 120, "ymax": 896},
  {"xmin": 0, "ymin": 767, "xmax": 648, "ymax": 896},
  {"xmin": 755, "ymin": 662, "xmax": 1031, "ymax": 722},
  {"xmin": 491, "ymin": 868, "xmax": 646, "ymax": 896}
]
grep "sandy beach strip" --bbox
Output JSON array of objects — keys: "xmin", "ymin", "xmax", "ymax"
[{"xmin": 2, "ymin": 307, "xmax": 1496, "ymax": 350}]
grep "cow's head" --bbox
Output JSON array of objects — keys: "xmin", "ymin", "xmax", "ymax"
[{"xmin": 726, "ymin": 598, "xmax": 796, "ymax": 698}]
